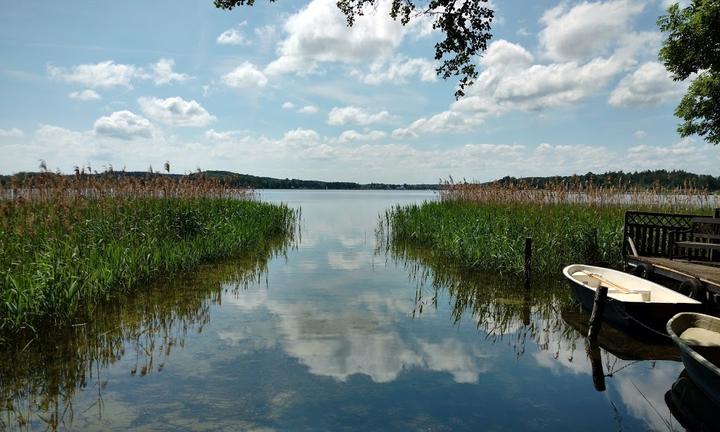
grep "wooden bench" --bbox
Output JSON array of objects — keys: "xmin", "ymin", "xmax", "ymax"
[{"xmin": 672, "ymin": 217, "xmax": 720, "ymax": 262}]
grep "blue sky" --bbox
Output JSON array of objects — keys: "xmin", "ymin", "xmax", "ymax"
[{"xmin": 1, "ymin": 0, "xmax": 717, "ymax": 183}]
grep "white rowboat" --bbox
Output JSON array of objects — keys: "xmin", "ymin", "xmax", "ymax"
[{"xmin": 563, "ymin": 264, "xmax": 702, "ymax": 335}]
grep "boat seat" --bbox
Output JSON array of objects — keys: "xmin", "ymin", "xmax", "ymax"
[
  {"xmin": 609, "ymin": 292, "xmax": 649, "ymax": 302},
  {"xmin": 680, "ymin": 328, "xmax": 720, "ymax": 347},
  {"xmin": 573, "ymin": 271, "xmax": 651, "ymax": 301}
]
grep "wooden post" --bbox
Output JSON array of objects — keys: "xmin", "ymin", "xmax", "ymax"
[
  {"xmin": 522, "ymin": 291, "xmax": 531, "ymax": 326},
  {"xmin": 524, "ymin": 237, "xmax": 532, "ymax": 288},
  {"xmin": 587, "ymin": 286, "xmax": 608, "ymax": 341},
  {"xmin": 715, "ymin": 208, "xmax": 720, "ymax": 219},
  {"xmin": 586, "ymin": 340, "xmax": 606, "ymax": 392}
]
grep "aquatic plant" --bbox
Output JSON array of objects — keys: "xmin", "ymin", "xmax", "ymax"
[
  {"xmin": 439, "ymin": 176, "xmax": 719, "ymax": 208},
  {"xmin": 0, "ymin": 169, "xmax": 297, "ymax": 334},
  {"xmin": 380, "ymin": 179, "xmax": 716, "ymax": 277}
]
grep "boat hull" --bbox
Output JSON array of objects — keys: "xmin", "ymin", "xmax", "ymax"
[
  {"xmin": 668, "ymin": 313, "xmax": 720, "ymax": 406},
  {"xmin": 564, "ymin": 265, "xmax": 703, "ymax": 337},
  {"xmin": 567, "ymin": 280, "xmax": 697, "ymax": 335}
]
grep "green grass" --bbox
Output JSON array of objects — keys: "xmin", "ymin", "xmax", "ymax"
[
  {"xmin": 380, "ymin": 200, "xmax": 705, "ymax": 277},
  {"xmin": 0, "ymin": 197, "xmax": 296, "ymax": 333}
]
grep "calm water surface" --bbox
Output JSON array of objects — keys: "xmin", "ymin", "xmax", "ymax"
[{"xmin": 0, "ymin": 190, "xmax": 702, "ymax": 431}]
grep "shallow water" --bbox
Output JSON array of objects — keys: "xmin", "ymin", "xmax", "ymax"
[{"xmin": 0, "ymin": 190, "xmax": 706, "ymax": 431}]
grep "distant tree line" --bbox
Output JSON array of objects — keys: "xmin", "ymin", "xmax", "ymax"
[
  {"xmin": 199, "ymin": 171, "xmax": 438, "ymax": 190},
  {"xmin": 491, "ymin": 170, "xmax": 720, "ymax": 191},
  {"xmin": 3, "ymin": 169, "xmax": 719, "ymax": 191}
]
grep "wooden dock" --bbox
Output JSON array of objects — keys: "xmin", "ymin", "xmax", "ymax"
[
  {"xmin": 624, "ymin": 210, "xmax": 720, "ymax": 303},
  {"xmin": 627, "ymin": 256, "xmax": 720, "ymax": 294}
]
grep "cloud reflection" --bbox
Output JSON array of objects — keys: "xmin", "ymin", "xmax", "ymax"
[
  {"xmin": 420, "ymin": 339, "xmax": 490, "ymax": 383},
  {"xmin": 327, "ymin": 250, "xmax": 373, "ymax": 270}
]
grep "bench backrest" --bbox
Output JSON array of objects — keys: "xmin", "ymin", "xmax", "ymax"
[{"xmin": 624, "ymin": 211, "xmax": 696, "ymax": 258}]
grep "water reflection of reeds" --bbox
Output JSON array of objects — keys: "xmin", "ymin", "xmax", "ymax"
[
  {"xmin": 382, "ymin": 237, "xmax": 576, "ymax": 359},
  {"xmin": 384, "ymin": 239, "xmax": 687, "ymax": 430},
  {"xmin": 0, "ymin": 236, "xmax": 292, "ymax": 431}
]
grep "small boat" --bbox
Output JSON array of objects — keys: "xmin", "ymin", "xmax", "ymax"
[
  {"xmin": 563, "ymin": 264, "xmax": 702, "ymax": 336},
  {"xmin": 667, "ymin": 313, "xmax": 720, "ymax": 405}
]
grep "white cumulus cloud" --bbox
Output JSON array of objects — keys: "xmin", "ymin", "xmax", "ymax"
[
  {"xmin": 222, "ymin": 62, "xmax": 268, "ymax": 88},
  {"xmin": 93, "ymin": 110, "xmax": 153, "ymax": 140},
  {"xmin": 338, "ymin": 129, "xmax": 387, "ymax": 143},
  {"xmin": 48, "ymin": 60, "xmax": 138, "ymax": 89},
  {"xmin": 609, "ymin": 62, "xmax": 687, "ymax": 107},
  {"xmin": 138, "ymin": 96, "xmax": 215, "ymax": 127},
  {"xmin": 328, "ymin": 106, "xmax": 392, "ymax": 126},
  {"xmin": 622, "ymin": 138, "xmax": 720, "ymax": 173},
  {"xmin": 49, "ymin": 59, "xmax": 190, "ymax": 89},
  {"xmin": 539, "ymin": 0, "xmax": 646, "ymax": 62},
  {"xmin": 283, "ymin": 128, "xmax": 320, "ymax": 143},
  {"xmin": 265, "ymin": 0, "xmax": 410, "ymax": 75},
  {"xmin": 396, "ymin": 29, "xmax": 659, "ymax": 139},
  {"xmin": 217, "ymin": 22, "xmax": 249, "ymax": 45},
  {"xmin": 392, "ymin": 111, "xmax": 484, "ymax": 138},
  {"xmin": 150, "ymin": 58, "xmax": 191, "ymax": 85}
]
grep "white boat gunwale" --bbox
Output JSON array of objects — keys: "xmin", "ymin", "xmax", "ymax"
[
  {"xmin": 563, "ymin": 264, "xmax": 701, "ymax": 305},
  {"xmin": 667, "ymin": 312, "xmax": 720, "ymax": 378}
]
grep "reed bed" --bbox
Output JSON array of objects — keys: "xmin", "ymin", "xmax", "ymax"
[
  {"xmin": 1, "ymin": 165, "xmax": 250, "ymax": 201},
  {"xmin": 440, "ymin": 177, "xmax": 720, "ymax": 208},
  {"xmin": 381, "ymin": 180, "xmax": 717, "ymax": 278},
  {"xmin": 0, "ymin": 170, "xmax": 297, "ymax": 334}
]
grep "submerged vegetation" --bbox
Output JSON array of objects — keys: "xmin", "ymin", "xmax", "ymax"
[
  {"xmin": 0, "ymin": 169, "xmax": 297, "ymax": 334},
  {"xmin": 381, "ymin": 180, "xmax": 717, "ymax": 277}
]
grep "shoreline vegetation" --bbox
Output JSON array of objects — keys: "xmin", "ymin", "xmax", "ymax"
[
  {"xmin": 3, "ymin": 168, "xmax": 720, "ymax": 192},
  {"xmin": 0, "ymin": 170, "xmax": 297, "ymax": 336},
  {"xmin": 380, "ymin": 179, "xmax": 718, "ymax": 278}
]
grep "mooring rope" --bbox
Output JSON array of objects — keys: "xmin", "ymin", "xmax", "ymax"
[
  {"xmin": 621, "ymin": 309, "xmax": 672, "ymax": 340},
  {"xmin": 604, "ymin": 359, "xmax": 643, "ymax": 377}
]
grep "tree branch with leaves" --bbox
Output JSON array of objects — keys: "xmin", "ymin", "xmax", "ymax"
[{"xmin": 658, "ymin": 0, "xmax": 720, "ymax": 144}]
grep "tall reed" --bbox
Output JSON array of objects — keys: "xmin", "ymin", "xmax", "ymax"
[
  {"xmin": 381, "ymin": 179, "xmax": 716, "ymax": 278},
  {"xmin": 0, "ymin": 170, "xmax": 297, "ymax": 334}
]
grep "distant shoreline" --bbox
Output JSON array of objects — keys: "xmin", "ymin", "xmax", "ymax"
[{"xmin": 2, "ymin": 168, "xmax": 720, "ymax": 192}]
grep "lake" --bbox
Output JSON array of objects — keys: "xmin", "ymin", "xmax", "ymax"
[{"xmin": 0, "ymin": 190, "xmax": 698, "ymax": 431}]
